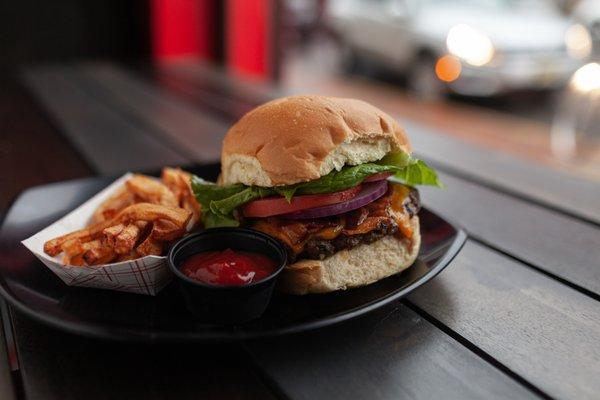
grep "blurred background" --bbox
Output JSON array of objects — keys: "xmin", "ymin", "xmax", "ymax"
[
  {"xmin": 1, "ymin": 0, "xmax": 599, "ymax": 188},
  {"xmin": 285, "ymin": 0, "xmax": 600, "ymax": 182}
]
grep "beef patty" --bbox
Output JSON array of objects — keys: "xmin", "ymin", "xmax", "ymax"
[{"xmin": 299, "ymin": 188, "xmax": 419, "ymax": 261}]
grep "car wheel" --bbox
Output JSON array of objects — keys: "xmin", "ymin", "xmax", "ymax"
[{"xmin": 407, "ymin": 55, "xmax": 446, "ymax": 101}]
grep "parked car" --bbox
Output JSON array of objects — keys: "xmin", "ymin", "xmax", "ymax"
[
  {"xmin": 327, "ymin": 0, "xmax": 592, "ymax": 98},
  {"xmin": 571, "ymin": 0, "xmax": 600, "ymax": 54}
]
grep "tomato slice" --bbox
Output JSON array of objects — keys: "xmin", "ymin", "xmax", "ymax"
[
  {"xmin": 363, "ymin": 172, "xmax": 393, "ymax": 183},
  {"xmin": 241, "ymin": 185, "xmax": 362, "ymax": 218}
]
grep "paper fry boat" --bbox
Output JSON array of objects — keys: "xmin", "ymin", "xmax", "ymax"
[{"xmin": 22, "ymin": 173, "xmax": 174, "ymax": 296}]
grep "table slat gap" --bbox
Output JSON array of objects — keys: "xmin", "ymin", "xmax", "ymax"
[
  {"xmin": 246, "ymin": 302, "xmax": 542, "ymax": 400},
  {"xmin": 402, "ymin": 300, "xmax": 554, "ymax": 400},
  {"xmin": 421, "ymin": 156, "xmax": 600, "ymax": 230},
  {"xmin": 408, "ymin": 240, "xmax": 600, "ymax": 400},
  {"xmin": 468, "ymin": 236, "xmax": 600, "ymax": 303},
  {"xmin": 420, "ymin": 172, "xmax": 600, "ymax": 297}
]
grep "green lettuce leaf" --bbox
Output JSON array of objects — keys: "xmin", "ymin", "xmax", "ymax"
[
  {"xmin": 378, "ymin": 152, "xmax": 443, "ymax": 188},
  {"xmin": 210, "ymin": 187, "xmax": 274, "ymax": 216},
  {"xmin": 277, "ymin": 164, "xmax": 400, "ymax": 198},
  {"xmin": 191, "ymin": 177, "xmax": 251, "ymax": 227},
  {"xmin": 192, "ymin": 151, "xmax": 442, "ymax": 228},
  {"xmin": 378, "ymin": 151, "xmax": 411, "ymax": 168},
  {"xmin": 202, "ymin": 211, "xmax": 240, "ymax": 228}
]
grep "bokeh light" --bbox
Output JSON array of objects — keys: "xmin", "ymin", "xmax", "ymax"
[
  {"xmin": 435, "ymin": 55, "xmax": 462, "ymax": 83},
  {"xmin": 565, "ymin": 24, "xmax": 592, "ymax": 59},
  {"xmin": 446, "ymin": 24, "xmax": 494, "ymax": 67},
  {"xmin": 571, "ymin": 62, "xmax": 600, "ymax": 93}
]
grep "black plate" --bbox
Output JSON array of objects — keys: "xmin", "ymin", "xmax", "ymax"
[{"xmin": 0, "ymin": 165, "xmax": 466, "ymax": 342}]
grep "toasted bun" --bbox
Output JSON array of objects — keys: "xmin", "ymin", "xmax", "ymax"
[
  {"xmin": 278, "ymin": 217, "xmax": 420, "ymax": 294},
  {"xmin": 221, "ymin": 95, "xmax": 411, "ymax": 186}
]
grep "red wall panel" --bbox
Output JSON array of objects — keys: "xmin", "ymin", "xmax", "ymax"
[
  {"xmin": 151, "ymin": 0, "xmax": 213, "ymax": 60},
  {"xmin": 226, "ymin": 0, "xmax": 271, "ymax": 81}
]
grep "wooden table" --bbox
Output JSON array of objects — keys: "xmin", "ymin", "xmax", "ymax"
[{"xmin": 1, "ymin": 61, "xmax": 599, "ymax": 400}]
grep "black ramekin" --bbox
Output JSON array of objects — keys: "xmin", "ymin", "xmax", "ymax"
[{"xmin": 167, "ymin": 228, "xmax": 287, "ymax": 324}]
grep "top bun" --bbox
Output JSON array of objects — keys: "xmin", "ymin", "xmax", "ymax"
[{"xmin": 221, "ymin": 95, "xmax": 411, "ymax": 186}]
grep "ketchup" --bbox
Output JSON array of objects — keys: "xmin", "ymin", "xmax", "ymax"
[{"xmin": 180, "ymin": 248, "xmax": 277, "ymax": 286}]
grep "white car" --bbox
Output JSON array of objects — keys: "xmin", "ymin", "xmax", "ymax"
[
  {"xmin": 327, "ymin": 0, "xmax": 592, "ymax": 97},
  {"xmin": 572, "ymin": 0, "xmax": 600, "ymax": 52}
]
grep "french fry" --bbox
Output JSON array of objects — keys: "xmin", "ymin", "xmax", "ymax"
[
  {"xmin": 102, "ymin": 223, "xmax": 125, "ymax": 248},
  {"xmin": 117, "ymin": 203, "xmax": 192, "ymax": 228},
  {"xmin": 134, "ymin": 220, "xmax": 149, "ymax": 230},
  {"xmin": 45, "ymin": 169, "xmax": 198, "ymax": 266},
  {"xmin": 161, "ymin": 168, "xmax": 187, "ymax": 200},
  {"xmin": 83, "ymin": 245, "xmax": 117, "ymax": 265},
  {"xmin": 162, "ymin": 167, "xmax": 201, "ymax": 228},
  {"xmin": 91, "ymin": 186, "xmax": 135, "ymax": 225},
  {"xmin": 161, "ymin": 168, "xmax": 191, "ymax": 202},
  {"xmin": 64, "ymin": 253, "xmax": 86, "ymax": 267},
  {"xmin": 72, "ymin": 254, "xmax": 86, "ymax": 267},
  {"xmin": 126, "ymin": 175, "xmax": 178, "ymax": 207},
  {"xmin": 63, "ymin": 239, "xmax": 102, "ymax": 259},
  {"xmin": 114, "ymin": 223, "xmax": 143, "ymax": 254},
  {"xmin": 182, "ymin": 196, "xmax": 201, "ymax": 229},
  {"xmin": 136, "ymin": 236, "xmax": 164, "ymax": 257},
  {"xmin": 61, "ymin": 238, "xmax": 84, "ymax": 257},
  {"xmin": 92, "ymin": 172, "xmax": 181, "ymax": 225},
  {"xmin": 45, "ymin": 204, "xmax": 190, "ymax": 258},
  {"xmin": 116, "ymin": 251, "xmax": 139, "ymax": 262},
  {"xmin": 150, "ymin": 219, "xmax": 185, "ymax": 241},
  {"xmin": 44, "ymin": 219, "xmax": 115, "ymax": 256}
]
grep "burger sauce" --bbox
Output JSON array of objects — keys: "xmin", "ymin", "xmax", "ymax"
[{"xmin": 180, "ymin": 248, "xmax": 277, "ymax": 286}]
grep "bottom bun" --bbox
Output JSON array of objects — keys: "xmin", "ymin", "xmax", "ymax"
[{"xmin": 278, "ymin": 216, "xmax": 420, "ymax": 294}]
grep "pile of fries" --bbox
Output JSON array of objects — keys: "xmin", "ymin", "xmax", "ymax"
[{"xmin": 43, "ymin": 168, "xmax": 201, "ymax": 266}]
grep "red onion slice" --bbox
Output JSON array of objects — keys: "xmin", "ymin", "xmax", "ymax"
[
  {"xmin": 363, "ymin": 172, "xmax": 393, "ymax": 183},
  {"xmin": 280, "ymin": 181, "xmax": 389, "ymax": 219}
]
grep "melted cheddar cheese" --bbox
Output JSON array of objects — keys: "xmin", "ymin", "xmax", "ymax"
[{"xmin": 390, "ymin": 183, "xmax": 413, "ymax": 238}]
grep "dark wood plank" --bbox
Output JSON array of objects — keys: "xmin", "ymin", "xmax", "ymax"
[
  {"xmin": 405, "ymin": 120, "xmax": 600, "ymax": 224},
  {"xmin": 246, "ymin": 303, "xmax": 538, "ymax": 400},
  {"xmin": 22, "ymin": 66, "xmax": 190, "ymax": 175},
  {"xmin": 0, "ymin": 78, "xmax": 91, "ymax": 214},
  {"xmin": 129, "ymin": 60, "xmax": 280, "ymax": 127},
  {"xmin": 159, "ymin": 61, "xmax": 280, "ymax": 106},
  {"xmin": 12, "ymin": 311, "xmax": 276, "ymax": 400},
  {"xmin": 408, "ymin": 240, "xmax": 600, "ymax": 400},
  {"xmin": 419, "ymin": 171, "xmax": 600, "ymax": 297},
  {"xmin": 147, "ymin": 66, "xmax": 258, "ymax": 122},
  {"xmin": 78, "ymin": 62, "xmax": 230, "ymax": 163}
]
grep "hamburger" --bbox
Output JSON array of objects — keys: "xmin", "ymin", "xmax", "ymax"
[{"xmin": 192, "ymin": 95, "xmax": 441, "ymax": 294}]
